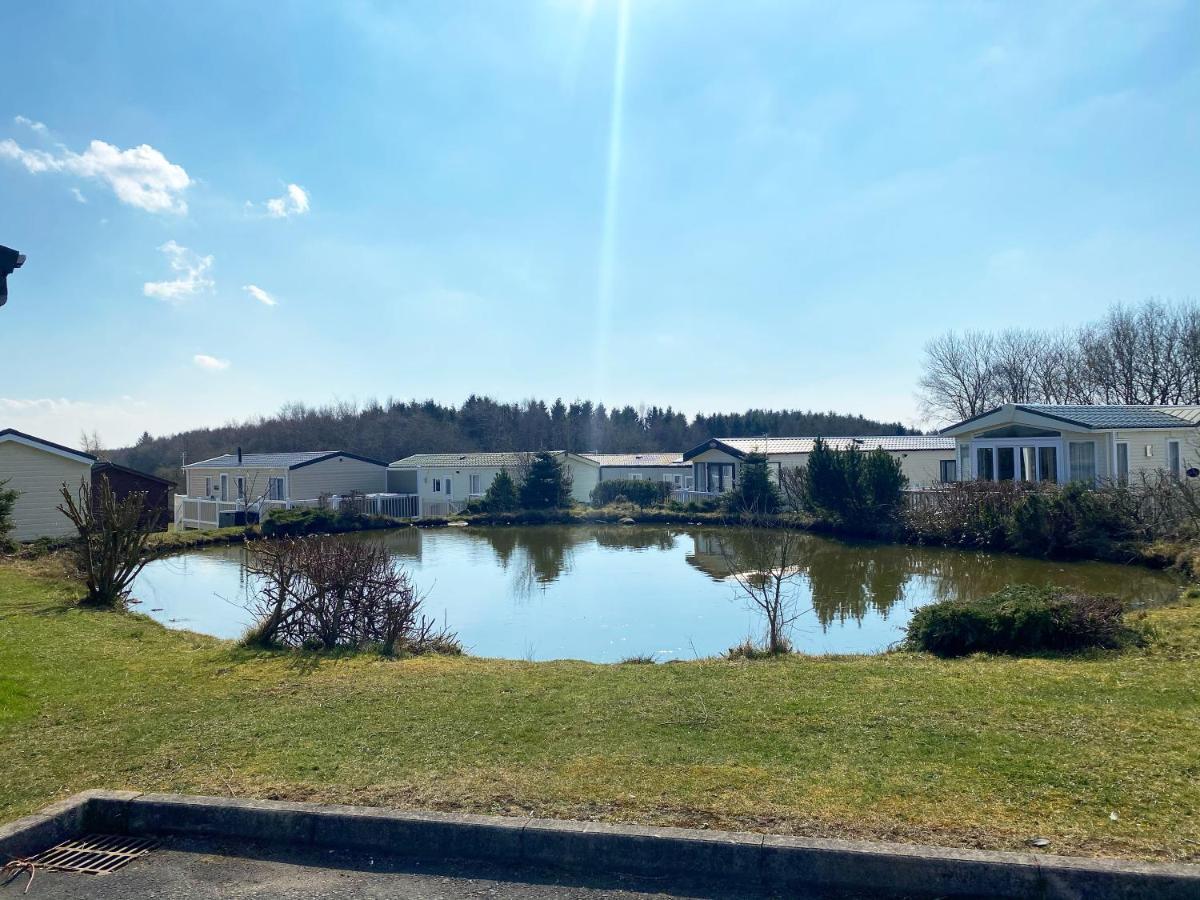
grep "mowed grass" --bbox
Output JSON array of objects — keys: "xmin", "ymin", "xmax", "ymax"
[{"xmin": 1, "ymin": 562, "xmax": 1197, "ymax": 862}]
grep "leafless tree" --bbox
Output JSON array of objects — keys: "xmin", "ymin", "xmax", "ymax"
[
  {"xmin": 718, "ymin": 529, "xmax": 809, "ymax": 655},
  {"xmin": 80, "ymin": 430, "xmax": 105, "ymax": 458},
  {"xmin": 918, "ymin": 298, "xmax": 1200, "ymax": 422},
  {"xmin": 918, "ymin": 331, "xmax": 996, "ymax": 423},
  {"xmin": 58, "ymin": 475, "xmax": 162, "ymax": 606}
]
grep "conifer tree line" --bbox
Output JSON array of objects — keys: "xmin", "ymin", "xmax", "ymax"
[
  {"xmin": 919, "ymin": 298, "xmax": 1200, "ymax": 423},
  {"xmin": 110, "ymin": 398, "xmax": 913, "ymax": 484}
]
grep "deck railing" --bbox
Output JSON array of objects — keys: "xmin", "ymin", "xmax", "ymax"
[{"xmin": 174, "ymin": 492, "xmax": 421, "ymax": 530}]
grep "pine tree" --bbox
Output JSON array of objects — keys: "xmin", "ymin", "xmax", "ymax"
[
  {"xmin": 726, "ymin": 451, "xmax": 781, "ymax": 515},
  {"xmin": 518, "ymin": 451, "xmax": 572, "ymax": 509},
  {"xmin": 482, "ymin": 469, "xmax": 518, "ymax": 512}
]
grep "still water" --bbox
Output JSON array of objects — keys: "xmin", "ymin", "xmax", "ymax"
[{"xmin": 131, "ymin": 525, "xmax": 1179, "ymax": 662}]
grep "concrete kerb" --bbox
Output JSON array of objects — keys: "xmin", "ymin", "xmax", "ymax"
[{"xmin": 1, "ymin": 792, "xmax": 1197, "ymax": 900}]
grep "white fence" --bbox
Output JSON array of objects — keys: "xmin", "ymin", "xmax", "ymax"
[{"xmin": 174, "ymin": 492, "xmax": 421, "ymax": 530}]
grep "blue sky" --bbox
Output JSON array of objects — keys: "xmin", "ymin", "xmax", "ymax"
[{"xmin": 2, "ymin": 0, "xmax": 1198, "ymax": 447}]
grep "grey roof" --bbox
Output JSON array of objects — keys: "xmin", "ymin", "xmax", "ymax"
[
  {"xmin": 186, "ymin": 451, "xmax": 385, "ymax": 470},
  {"xmin": 1018, "ymin": 404, "xmax": 1200, "ymax": 429},
  {"xmin": 944, "ymin": 404, "xmax": 1200, "ymax": 433},
  {"xmin": 580, "ymin": 453, "xmax": 687, "ymax": 467},
  {"xmin": 390, "ymin": 451, "xmax": 560, "ymax": 468},
  {"xmin": 704, "ymin": 436, "xmax": 954, "ymax": 455}
]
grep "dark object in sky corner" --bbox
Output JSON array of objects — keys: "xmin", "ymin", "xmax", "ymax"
[{"xmin": 0, "ymin": 245, "xmax": 27, "ymax": 308}]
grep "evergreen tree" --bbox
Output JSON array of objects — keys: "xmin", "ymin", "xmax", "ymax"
[
  {"xmin": 0, "ymin": 478, "xmax": 19, "ymax": 549},
  {"xmin": 482, "ymin": 469, "xmax": 519, "ymax": 512},
  {"xmin": 518, "ymin": 451, "xmax": 572, "ymax": 509},
  {"xmin": 725, "ymin": 451, "xmax": 781, "ymax": 515}
]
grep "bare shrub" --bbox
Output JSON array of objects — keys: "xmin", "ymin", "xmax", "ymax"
[
  {"xmin": 243, "ymin": 535, "xmax": 460, "ymax": 655},
  {"xmin": 718, "ymin": 528, "xmax": 808, "ymax": 655},
  {"xmin": 58, "ymin": 475, "xmax": 162, "ymax": 607}
]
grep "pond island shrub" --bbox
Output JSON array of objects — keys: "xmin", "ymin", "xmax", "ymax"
[
  {"xmin": 243, "ymin": 535, "xmax": 460, "ymax": 656},
  {"xmin": 905, "ymin": 584, "xmax": 1142, "ymax": 657},
  {"xmin": 591, "ymin": 479, "xmax": 670, "ymax": 508}
]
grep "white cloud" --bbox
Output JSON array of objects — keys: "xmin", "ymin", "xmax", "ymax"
[
  {"xmin": 242, "ymin": 284, "xmax": 277, "ymax": 306},
  {"xmin": 259, "ymin": 183, "xmax": 310, "ymax": 218},
  {"xmin": 0, "ymin": 396, "xmax": 151, "ymax": 448},
  {"xmin": 13, "ymin": 115, "xmax": 47, "ymax": 134},
  {"xmin": 144, "ymin": 241, "xmax": 214, "ymax": 303},
  {"xmin": 0, "ymin": 133, "xmax": 190, "ymax": 214},
  {"xmin": 70, "ymin": 186, "xmax": 87, "ymax": 204},
  {"xmin": 193, "ymin": 354, "xmax": 230, "ymax": 371}
]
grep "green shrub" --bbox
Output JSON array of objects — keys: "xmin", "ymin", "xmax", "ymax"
[
  {"xmin": 0, "ymin": 478, "xmax": 18, "ymax": 552},
  {"xmin": 481, "ymin": 469, "xmax": 519, "ymax": 512},
  {"xmin": 905, "ymin": 584, "xmax": 1140, "ymax": 657},
  {"xmin": 260, "ymin": 506, "xmax": 381, "ymax": 537},
  {"xmin": 518, "ymin": 451, "xmax": 572, "ymax": 509},
  {"xmin": 796, "ymin": 440, "xmax": 907, "ymax": 533},
  {"xmin": 591, "ymin": 479, "xmax": 670, "ymax": 508},
  {"xmin": 723, "ymin": 452, "xmax": 780, "ymax": 515}
]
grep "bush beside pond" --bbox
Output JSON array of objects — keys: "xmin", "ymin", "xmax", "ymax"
[{"xmin": 905, "ymin": 584, "xmax": 1144, "ymax": 657}]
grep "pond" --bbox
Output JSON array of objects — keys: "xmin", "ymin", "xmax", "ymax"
[{"xmin": 131, "ymin": 525, "xmax": 1180, "ymax": 662}]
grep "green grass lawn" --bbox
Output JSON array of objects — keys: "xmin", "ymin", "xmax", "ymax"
[{"xmin": 1, "ymin": 559, "xmax": 1197, "ymax": 862}]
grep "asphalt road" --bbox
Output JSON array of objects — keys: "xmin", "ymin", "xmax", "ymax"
[{"xmin": 0, "ymin": 837, "xmax": 811, "ymax": 900}]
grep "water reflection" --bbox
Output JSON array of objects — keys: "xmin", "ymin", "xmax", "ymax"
[
  {"xmin": 685, "ymin": 529, "xmax": 1178, "ymax": 629},
  {"xmin": 133, "ymin": 525, "xmax": 1180, "ymax": 661}
]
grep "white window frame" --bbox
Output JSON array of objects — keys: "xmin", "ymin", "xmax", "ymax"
[
  {"xmin": 1067, "ymin": 441, "xmax": 1097, "ymax": 483},
  {"xmin": 1115, "ymin": 442, "xmax": 1130, "ymax": 485},
  {"xmin": 236, "ymin": 476, "xmax": 245, "ymax": 500},
  {"xmin": 469, "ymin": 473, "xmax": 481, "ymax": 495},
  {"xmin": 445, "ymin": 477, "xmax": 453, "ymax": 497},
  {"xmin": 219, "ymin": 473, "xmax": 229, "ymax": 501},
  {"xmin": 1168, "ymin": 440, "xmax": 1182, "ymax": 478},
  {"xmin": 432, "ymin": 478, "xmax": 441, "ymax": 493},
  {"xmin": 204, "ymin": 475, "xmax": 213, "ymax": 497},
  {"xmin": 269, "ymin": 476, "xmax": 286, "ymax": 501},
  {"xmin": 969, "ymin": 437, "xmax": 1062, "ymax": 483}
]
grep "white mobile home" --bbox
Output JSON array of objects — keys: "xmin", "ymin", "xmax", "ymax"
[
  {"xmin": 941, "ymin": 404, "xmax": 1200, "ymax": 484},
  {"xmin": 388, "ymin": 451, "xmax": 603, "ymax": 516},
  {"xmin": 0, "ymin": 428, "xmax": 95, "ymax": 542},
  {"xmin": 578, "ymin": 453, "xmax": 694, "ymax": 491},
  {"xmin": 680, "ymin": 435, "xmax": 958, "ymax": 498},
  {"xmin": 176, "ymin": 449, "xmax": 391, "ymax": 529}
]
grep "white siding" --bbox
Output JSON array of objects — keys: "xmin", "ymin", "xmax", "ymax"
[
  {"xmin": 186, "ymin": 466, "xmax": 286, "ymax": 501},
  {"xmin": 287, "ymin": 456, "xmax": 387, "ymax": 499},
  {"xmin": 0, "ymin": 441, "xmax": 92, "ymax": 541},
  {"xmin": 1109, "ymin": 428, "xmax": 1199, "ymax": 481}
]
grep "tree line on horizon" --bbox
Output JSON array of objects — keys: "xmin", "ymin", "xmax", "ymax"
[
  {"xmin": 920, "ymin": 297, "xmax": 1200, "ymax": 423},
  {"xmin": 107, "ymin": 397, "xmax": 914, "ymax": 484}
]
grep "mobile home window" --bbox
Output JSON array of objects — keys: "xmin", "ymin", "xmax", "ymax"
[
  {"xmin": 1169, "ymin": 440, "xmax": 1182, "ymax": 477},
  {"xmin": 204, "ymin": 476, "xmax": 213, "ymax": 497},
  {"xmin": 432, "ymin": 478, "xmax": 441, "ymax": 492},
  {"xmin": 269, "ymin": 477, "xmax": 285, "ymax": 500},
  {"xmin": 939, "ymin": 460, "xmax": 957, "ymax": 483},
  {"xmin": 469, "ymin": 474, "xmax": 481, "ymax": 494},
  {"xmin": 219, "ymin": 473, "xmax": 228, "ymax": 501},
  {"xmin": 1068, "ymin": 442, "xmax": 1096, "ymax": 482},
  {"xmin": 975, "ymin": 447, "xmax": 994, "ymax": 481},
  {"xmin": 445, "ymin": 477, "xmax": 452, "ymax": 496},
  {"xmin": 1115, "ymin": 443, "xmax": 1129, "ymax": 485},
  {"xmin": 236, "ymin": 476, "xmax": 245, "ymax": 499},
  {"xmin": 957, "ymin": 445, "xmax": 969, "ymax": 481}
]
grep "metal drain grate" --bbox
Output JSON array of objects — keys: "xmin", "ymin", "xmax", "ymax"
[{"xmin": 28, "ymin": 834, "xmax": 157, "ymax": 874}]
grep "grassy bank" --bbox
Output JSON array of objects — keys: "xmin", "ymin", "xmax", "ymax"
[{"xmin": 2, "ymin": 561, "xmax": 1197, "ymax": 862}]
